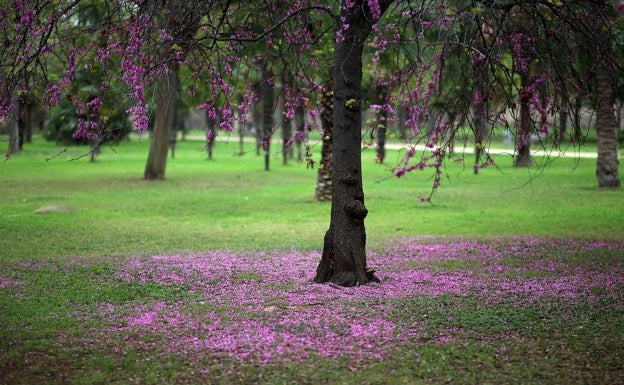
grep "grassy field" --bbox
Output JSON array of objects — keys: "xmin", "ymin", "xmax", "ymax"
[{"xmin": 1, "ymin": 134, "xmax": 623, "ymax": 384}]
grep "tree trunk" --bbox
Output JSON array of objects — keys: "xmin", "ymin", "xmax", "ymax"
[
  {"xmin": 144, "ymin": 64, "xmax": 180, "ymax": 180},
  {"xmin": 261, "ymin": 66, "xmax": 274, "ymax": 171},
  {"xmin": 169, "ymin": 105, "xmax": 178, "ymax": 159},
  {"xmin": 7, "ymin": 118, "xmax": 19, "ymax": 157},
  {"xmin": 282, "ymin": 111, "xmax": 292, "ymax": 165},
  {"xmin": 295, "ymin": 106, "xmax": 305, "ymax": 162},
  {"xmin": 17, "ymin": 93, "xmax": 31, "ymax": 150},
  {"xmin": 314, "ymin": 3, "xmax": 387, "ymax": 287},
  {"xmin": 515, "ymin": 73, "xmax": 533, "ymax": 167},
  {"xmin": 206, "ymin": 108, "xmax": 219, "ymax": 159},
  {"xmin": 595, "ymin": 68, "xmax": 621, "ymax": 188},
  {"xmin": 473, "ymin": 54, "xmax": 490, "ymax": 175},
  {"xmin": 374, "ymin": 84, "xmax": 388, "ymax": 163},
  {"xmin": 314, "ymin": 81, "xmax": 333, "ymax": 201}
]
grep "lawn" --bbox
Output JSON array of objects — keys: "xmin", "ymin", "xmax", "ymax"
[{"xmin": 0, "ymin": 134, "xmax": 623, "ymax": 384}]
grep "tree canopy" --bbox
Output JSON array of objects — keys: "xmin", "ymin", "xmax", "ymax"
[{"xmin": 2, "ymin": 0, "xmax": 623, "ymax": 285}]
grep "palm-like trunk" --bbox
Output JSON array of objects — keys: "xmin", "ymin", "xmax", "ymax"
[{"xmin": 595, "ymin": 68, "xmax": 621, "ymax": 188}]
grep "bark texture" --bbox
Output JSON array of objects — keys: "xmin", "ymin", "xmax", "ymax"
[
  {"xmin": 374, "ymin": 84, "xmax": 388, "ymax": 163},
  {"xmin": 595, "ymin": 68, "xmax": 621, "ymax": 188},
  {"xmin": 314, "ymin": 81, "xmax": 333, "ymax": 201},
  {"xmin": 143, "ymin": 0, "xmax": 197, "ymax": 180},
  {"xmin": 473, "ymin": 59, "xmax": 489, "ymax": 174},
  {"xmin": 144, "ymin": 65, "xmax": 179, "ymax": 180},
  {"xmin": 515, "ymin": 73, "xmax": 533, "ymax": 167},
  {"xmin": 261, "ymin": 65, "xmax": 274, "ymax": 171},
  {"xmin": 314, "ymin": 2, "xmax": 392, "ymax": 286},
  {"xmin": 593, "ymin": 5, "xmax": 620, "ymax": 188}
]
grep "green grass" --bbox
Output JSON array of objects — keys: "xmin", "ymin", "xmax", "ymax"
[
  {"xmin": 0, "ymin": 134, "xmax": 623, "ymax": 384},
  {"xmin": 1, "ymin": 134, "xmax": 622, "ymax": 262}
]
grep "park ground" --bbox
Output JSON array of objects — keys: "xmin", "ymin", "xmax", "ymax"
[{"xmin": 0, "ymin": 134, "xmax": 623, "ymax": 384}]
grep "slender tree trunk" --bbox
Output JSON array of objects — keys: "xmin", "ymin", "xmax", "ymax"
[
  {"xmin": 253, "ymin": 81, "xmax": 263, "ymax": 156},
  {"xmin": 314, "ymin": 81, "xmax": 333, "ymax": 201},
  {"xmin": 7, "ymin": 119, "xmax": 19, "ymax": 157},
  {"xmin": 473, "ymin": 64, "xmax": 488, "ymax": 174},
  {"xmin": 374, "ymin": 84, "xmax": 388, "ymax": 163},
  {"xmin": 206, "ymin": 109, "xmax": 219, "ymax": 159},
  {"xmin": 314, "ymin": 3, "xmax": 389, "ymax": 286},
  {"xmin": 445, "ymin": 112, "xmax": 456, "ymax": 157},
  {"xmin": 515, "ymin": 73, "xmax": 533, "ymax": 167},
  {"xmin": 282, "ymin": 112, "xmax": 292, "ymax": 165},
  {"xmin": 397, "ymin": 105, "xmax": 407, "ymax": 140},
  {"xmin": 17, "ymin": 93, "xmax": 31, "ymax": 150},
  {"xmin": 169, "ymin": 105, "xmax": 178, "ymax": 159},
  {"xmin": 295, "ymin": 106, "xmax": 305, "ymax": 162},
  {"xmin": 261, "ymin": 66, "xmax": 274, "ymax": 171},
  {"xmin": 595, "ymin": 68, "xmax": 621, "ymax": 188},
  {"xmin": 144, "ymin": 65, "xmax": 180, "ymax": 180}
]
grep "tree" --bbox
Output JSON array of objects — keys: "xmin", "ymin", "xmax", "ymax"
[
  {"xmin": 260, "ymin": 63, "xmax": 275, "ymax": 171},
  {"xmin": 594, "ymin": 3, "xmax": 621, "ymax": 188},
  {"xmin": 2, "ymin": 0, "xmax": 623, "ymax": 287},
  {"xmin": 313, "ymin": 0, "xmax": 394, "ymax": 286},
  {"xmin": 143, "ymin": 0, "xmax": 199, "ymax": 180},
  {"xmin": 314, "ymin": 80, "xmax": 334, "ymax": 201}
]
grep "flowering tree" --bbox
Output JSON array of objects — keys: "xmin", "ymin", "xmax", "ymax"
[{"xmin": 1, "ymin": 0, "xmax": 622, "ymax": 286}]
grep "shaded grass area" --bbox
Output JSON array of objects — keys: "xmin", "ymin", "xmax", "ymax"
[{"xmin": 1, "ymin": 136, "xmax": 623, "ymax": 384}]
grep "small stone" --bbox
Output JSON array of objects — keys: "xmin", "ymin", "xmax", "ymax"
[{"xmin": 33, "ymin": 204, "xmax": 77, "ymax": 214}]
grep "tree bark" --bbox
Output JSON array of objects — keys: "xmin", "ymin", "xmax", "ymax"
[
  {"xmin": 314, "ymin": 81, "xmax": 333, "ymax": 201},
  {"xmin": 295, "ymin": 106, "xmax": 305, "ymax": 162},
  {"xmin": 17, "ymin": 92, "xmax": 31, "ymax": 150},
  {"xmin": 595, "ymin": 67, "xmax": 621, "ymax": 188},
  {"xmin": 473, "ymin": 61, "xmax": 489, "ymax": 174},
  {"xmin": 7, "ymin": 119, "xmax": 19, "ymax": 157},
  {"xmin": 515, "ymin": 72, "xmax": 533, "ymax": 167},
  {"xmin": 144, "ymin": 64, "xmax": 180, "ymax": 180},
  {"xmin": 314, "ymin": 2, "xmax": 390, "ymax": 287},
  {"xmin": 282, "ymin": 112, "xmax": 292, "ymax": 165},
  {"xmin": 374, "ymin": 84, "xmax": 388, "ymax": 164},
  {"xmin": 261, "ymin": 65, "xmax": 274, "ymax": 171}
]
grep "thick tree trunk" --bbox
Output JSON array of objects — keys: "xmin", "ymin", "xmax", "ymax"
[
  {"xmin": 314, "ymin": 4, "xmax": 386, "ymax": 287},
  {"xmin": 595, "ymin": 68, "xmax": 621, "ymax": 188},
  {"xmin": 314, "ymin": 81, "xmax": 333, "ymax": 201},
  {"xmin": 144, "ymin": 65, "xmax": 180, "ymax": 180}
]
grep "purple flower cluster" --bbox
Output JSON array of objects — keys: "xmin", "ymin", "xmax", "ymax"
[{"xmin": 65, "ymin": 237, "xmax": 624, "ymax": 365}]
